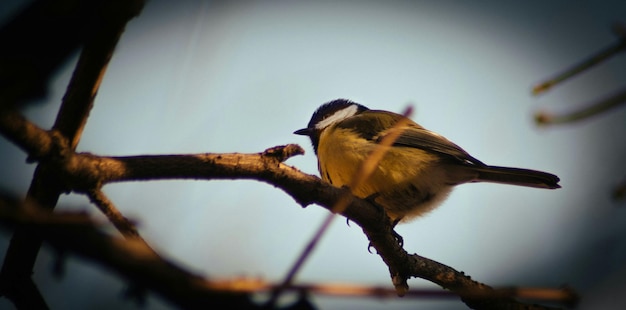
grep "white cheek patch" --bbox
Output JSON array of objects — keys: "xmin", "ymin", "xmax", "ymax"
[{"xmin": 315, "ymin": 104, "xmax": 359, "ymax": 129}]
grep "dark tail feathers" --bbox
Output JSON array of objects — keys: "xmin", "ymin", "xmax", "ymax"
[{"xmin": 472, "ymin": 166, "xmax": 561, "ymax": 189}]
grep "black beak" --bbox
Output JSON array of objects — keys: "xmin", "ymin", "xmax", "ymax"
[{"xmin": 294, "ymin": 128, "xmax": 313, "ymax": 136}]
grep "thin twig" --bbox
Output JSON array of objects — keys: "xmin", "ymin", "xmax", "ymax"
[
  {"xmin": 532, "ymin": 37, "xmax": 626, "ymax": 95},
  {"xmin": 205, "ymin": 276, "xmax": 576, "ymax": 305},
  {"xmin": 535, "ymin": 87, "xmax": 626, "ymax": 126},
  {"xmin": 85, "ymin": 189, "xmax": 149, "ymax": 242},
  {"xmin": 86, "ymin": 188, "xmax": 161, "ymax": 258},
  {"xmin": 266, "ymin": 107, "xmax": 414, "ymax": 307}
]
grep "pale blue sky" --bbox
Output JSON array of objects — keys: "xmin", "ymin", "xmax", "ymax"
[{"xmin": 1, "ymin": 1, "xmax": 626, "ymax": 309}]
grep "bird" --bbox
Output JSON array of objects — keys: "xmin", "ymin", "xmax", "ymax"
[{"xmin": 294, "ymin": 99, "xmax": 560, "ymax": 225}]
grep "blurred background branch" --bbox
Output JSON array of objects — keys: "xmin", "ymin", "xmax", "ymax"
[
  {"xmin": 0, "ymin": 194, "xmax": 576, "ymax": 309},
  {"xmin": 532, "ymin": 22, "xmax": 625, "ymax": 204},
  {"xmin": 0, "ymin": 0, "xmax": 144, "ymax": 308},
  {"xmin": 535, "ymin": 87, "xmax": 626, "ymax": 125},
  {"xmin": 532, "ymin": 22, "xmax": 626, "ymax": 126},
  {"xmin": 0, "ymin": 193, "xmax": 257, "ymax": 309}
]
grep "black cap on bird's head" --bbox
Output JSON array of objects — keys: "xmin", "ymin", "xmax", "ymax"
[{"xmin": 294, "ymin": 99, "xmax": 369, "ymax": 153}]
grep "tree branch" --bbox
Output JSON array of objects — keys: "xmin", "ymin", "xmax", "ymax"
[
  {"xmin": 532, "ymin": 27, "xmax": 626, "ymax": 95},
  {"xmin": 85, "ymin": 188, "xmax": 162, "ymax": 262},
  {"xmin": 43, "ymin": 145, "xmax": 569, "ymax": 308},
  {"xmin": 0, "ymin": 100, "xmax": 569, "ymax": 308},
  {"xmin": 0, "ymin": 1, "xmax": 145, "ymax": 308},
  {"xmin": 0, "ymin": 108, "xmax": 57, "ymax": 161},
  {"xmin": 534, "ymin": 87, "xmax": 626, "ymax": 126},
  {"xmin": 0, "ymin": 194, "xmax": 258, "ymax": 310},
  {"xmin": 200, "ymin": 276, "xmax": 576, "ymax": 305},
  {"xmin": 0, "ymin": 182, "xmax": 573, "ymax": 310},
  {"xmin": 85, "ymin": 188, "xmax": 140, "ymax": 238}
]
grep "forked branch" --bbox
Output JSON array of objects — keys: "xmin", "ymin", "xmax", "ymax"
[{"xmin": 0, "ymin": 110, "xmax": 568, "ymax": 308}]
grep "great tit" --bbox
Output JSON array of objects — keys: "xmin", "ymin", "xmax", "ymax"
[{"xmin": 294, "ymin": 99, "xmax": 560, "ymax": 224}]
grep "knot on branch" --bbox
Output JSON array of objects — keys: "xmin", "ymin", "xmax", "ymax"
[
  {"xmin": 262, "ymin": 144, "xmax": 304, "ymax": 163},
  {"xmin": 33, "ymin": 131, "xmax": 104, "ymax": 192},
  {"xmin": 23, "ymin": 128, "xmax": 71, "ymax": 164},
  {"xmin": 47, "ymin": 130, "xmax": 73, "ymax": 161},
  {"xmin": 57, "ymin": 153, "xmax": 106, "ymax": 193}
]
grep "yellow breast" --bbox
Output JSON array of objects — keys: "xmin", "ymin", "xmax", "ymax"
[
  {"xmin": 320, "ymin": 127, "xmax": 432, "ymax": 188},
  {"xmin": 316, "ymin": 126, "xmax": 453, "ymax": 221}
]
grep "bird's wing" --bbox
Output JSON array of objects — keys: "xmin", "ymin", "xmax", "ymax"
[
  {"xmin": 336, "ymin": 110, "xmax": 485, "ymax": 166},
  {"xmin": 383, "ymin": 124, "xmax": 486, "ymax": 166}
]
